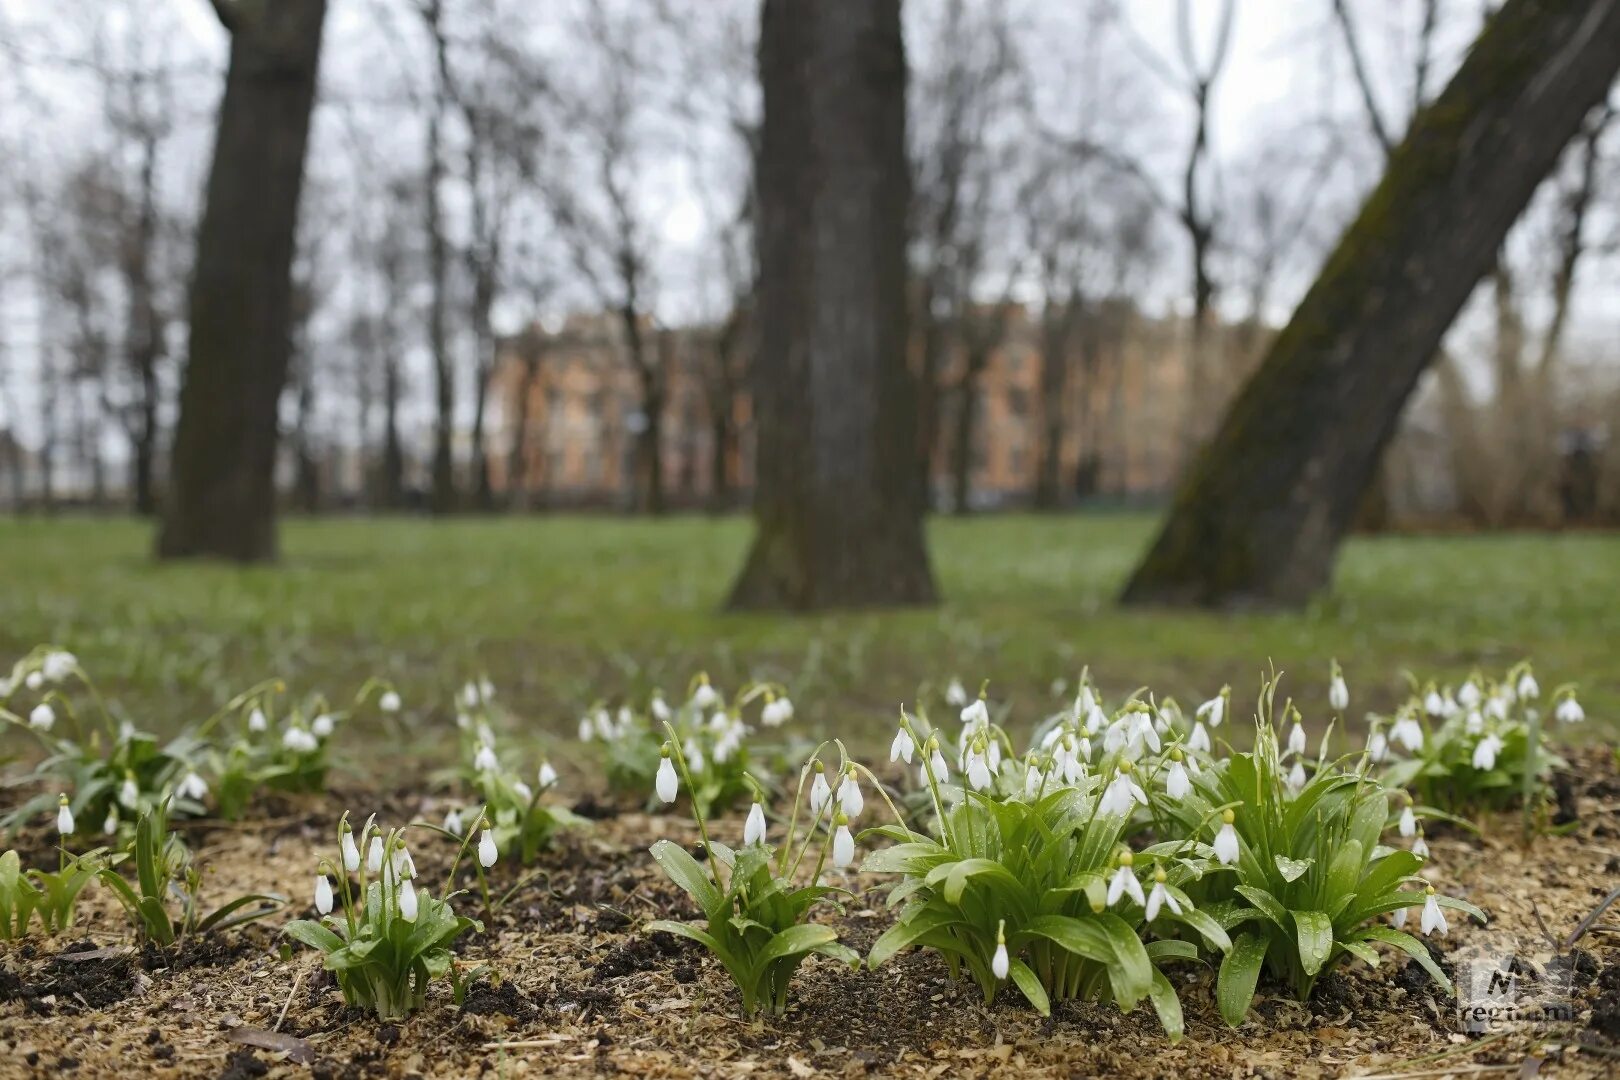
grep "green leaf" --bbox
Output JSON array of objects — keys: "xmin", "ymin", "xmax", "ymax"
[
  {"xmin": 1015, "ymin": 914, "xmax": 1111, "ymax": 964},
  {"xmin": 753, "ymin": 924, "xmax": 838, "ymax": 974},
  {"xmin": 1145, "ymin": 939, "xmax": 1199, "ymax": 963},
  {"xmin": 1007, "ymin": 958, "xmax": 1050, "ymax": 1016},
  {"xmin": 1217, "ymin": 932, "xmax": 1268, "ymax": 1027},
  {"xmin": 646, "ymin": 918, "xmax": 724, "ymax": 956},
  {"xmin": 1164, "ymin": 901, "xmax": 1232, "ymax": 954},
  {"xmin": 284, "ymin": 919, "xmax": 344, "ymax": 953},
  {"xmin": 1292, "ymin": 910, "xmax": 1334, "ymax": 977},
  {"xmin": 1095, "ymin": 912, "xmax": 1154, "ymax": 1007},
  {"xmin": 197, "ymin": 893, "xmax": 283, "ymax": 934},
  {"xmin": 649, "ymin": 840, "xmax": 722, "ymax": 919},
  {"xmin": 1357, "ymin": 926, "xmax": 1452, "ymax": 993},
  {"xmin": 869, "ymin": 907, "xmax": 961, "ymax": 969},
  {"xmin": 1146, "ymin": 967, "xmax": 1185, "ymax": 1043},
  {"xmin": 1234, "ymin": 885, "xmax": 1288, "ymax": 930},
  {"xmin": 1273, "ymin": 854, "xmax": 1314, "ymax": 883},
  {"xmin": 1340, "ymin": 939, "xmax": 1379, "ymax": 967}
]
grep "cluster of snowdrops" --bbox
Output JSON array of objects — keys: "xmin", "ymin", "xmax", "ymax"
[{"xmin": 0, "ymin": 646, "xmax": 1589, "ymax": 1037}]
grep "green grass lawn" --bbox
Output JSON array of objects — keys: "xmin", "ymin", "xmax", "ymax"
[{"xmin": 1, "ymin": 513, "xmax": 1615, "ymax": 746}]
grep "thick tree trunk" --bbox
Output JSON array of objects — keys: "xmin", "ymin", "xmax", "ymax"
[
  {"xmin": 1122, "ymin": 0, "xmax": 1620, "ymax": 608},
  {"xmin": 727, "ymin": 0, "xmax": 935, "ymax": 610},
  {"xmin": 126, "ymin": 134, "xmax": 164, "ymax": 518},
  {"xmin": 426, "ymin": 102, "xmax": 455, "ymax": 516},
  {"xmin": 156, "ymin": 0, "xmax": 326, "ymax": 561},
  {"xmin": 950, "ymin": 372, "xmax": 978, "ymax": 516}
]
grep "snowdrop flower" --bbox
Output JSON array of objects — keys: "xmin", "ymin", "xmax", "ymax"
[
  {"xmin": 991, "ymin": 921, "xmax": 1009, "ymax": 980},
  {"xmin": 650, "ymin": 692, "xmax": 671, "ymax": 722},
  {"xmin": 179, "ymin": 771, "xmax": 209, "ymax": 801},
  {"xmin": 1286, "ymin": 721, "xmax": 1307, "ymax": 758},
  {"xmin": 341, "ymin": 826, "xmax": 361, "ymax": 872},
  {"xmin": 1390, "ymin": 714, "xmax": 1424, "ymax": 753},
  {"xmin": 478, "ymin": 826, "xmax": 498, "ymax": 868},
  {"xmin": 890, "ymin": 725, "xmax": 915, "ymax": 764},
  {"xmin": 744, "ymin": 801, "xmax": 767, "ymax": 846},
  {"xmin": 809, "ymin": 762, "xmax": 832, "ymax": 815},
  {"xmin": 397, "ymin": 878, "xmax": 419, "ymax": 922},
  {"xmin": 1099, "ymin": 762, "xmax": 1148, "ymax": 817},
  {"xmin": 1213, "ymin": 809, "xmax": 1240, "ymax": 865},
  {"xmin": 1144, "ymin": 867, "xmax": 1182, "ymax": 922},
  {"xmin": 960, "ymin": 694, "xmax": 989, "ymax": 729},
  {"xmin": 1164, "ymin": 752, "xmax": 1190, "ymax": 800},
  {"xmin": 761, "ymin": 694, "xmax": 794, "ymax": 727},
  {"xmin": 1106, "ymin": 850, "xmax": 1145, "ymax": 908},
  {"xmin": 283, "ymin": 726, "xmax": 318, "ymax": 753},
  {"xmin": 1457, "ymin": 681, "xmax": 1481, "ymax": 709},
  {"xmin": 1484, "ymin": 696, "xmax": 1509, "ymax": 723},
  {"xmin": 56, "ymin": 795, "xmax": 74, "ymax": 836},
  {"xmin": 1057, "ymin": 740, "xmax": 1086, "ymax": 784},
  {"xmin": 1472, "ymin": 733, "xmax": 1503, "ymax": 771},
  {"xmin": 1464, "ymin": 709, "xmax": 1484, "ymax": 735},
  {"xmin": 1412, "ymin": 831, "xmax": 1430, "ymax": 859},
  {"xmin": 1423, "ymin": 690, "xmax": 1445, "ymax": 718},
  {"xmin": 1197, "ymin": 691, "xmax": 1227, "ymax": 728},
  {"xmin": 1287, "ymin": 760, "xmax": 1307, "ymax": 792},
  {"xmin": 1420, "ymin": 886, "xmax": 1447, "ymax": 936},
  {"xmin": 685, "ymin": 740, "xmax": 706, "ymax": 774},
  {"xmin": 118, "ymin": 721, "xmax": 137, "ymax": 743},
  {"xmin": 1392, "ymin": 906, "xmax": 1409, "ymax": 929},
  {"xmin": 838, "ymin": 768, "xmax": 864, "ymax": 818},
  {"xmin": 577, "ymin": 715, "xmax": 594, "ymax": 741},
  {"xmin": 1398, "ymin": 804, "xmax": 1417, "ymax": 837},
  {"xmin": 655, "ymin": 745, "xmax": 679, "ymax": 803},
  {"xmin": 25, "ymin": 671, "xmax": 43, "ymax": 691},
  {"xmin": 479, "ymin": 678, "xmax": 496, "ymax": 700},
  {"xmin": 945, "ymin": 678, "xmax": 968, "ymax": 707},
  {"xmin": 379, "ymin": 690, "xmax": 402, "ymax": 714},
  {"xmin": 0, "ymin": 674, "xmax": 12, "ymax": 697},
  {"xmin": 1556, "ymin": 696, "xmax": 1585, "ymax": 724},
  {"xmin": 28, "ymin": 703, "xmax": 54, "ymax": 731},
  {"xmin": 459, "ymin": 682, "xmax": 479, "ymax": 709},
  {"xmin": 1367, "ymin": 727, "xmax": 1388, "ymax": 764},
  {"xmin": 1516, "ymin": 671, "xmax": 1539, "ymax": 700},
  {"xmin": 42, "ymin": 651, "xmax": 76, "ymax": 682},
  {"xmin": 965, "ymin": 745, "xmax": 993, "ymax": 792},
  {"xmin": 691, "ymin": 676, "xmax": 719, "ymax": 710},
  {"xmin": 1128, "ymin": 710, "xmax": 1160, "ymax": 754},
  {"xmin": 927, "ymin": 738, "xmax": 949, "ymax": 783},
  {"xmin": 443, "ymin": 808, "xmax": 464, "ymax": 835},
  {"xmin": 831, "ymin": 814, "xmax": 855, "ymax": 869},
  {"xmin": 367, "ymin": 835, "xmax": 385, "ymax": 873},
  {"xmin": 315, "ymin": 875, "xmax": 333, "ymax": 915},
  {"xmin": 1329, "ymin": 667, "xmax": 1349, "ymax": 713},
  {"xmin": 473, "ymin": 744, "xmax": 498, "ymax": 773},
  {"xmin": 538, "ymin": 761, "xmax": 559, "ymax": 788},
  {"xmin": 456, "ymin": 712, "xmax": 472, "ymax": 730},
  {"xmin": 103, "ymin": 806, "xmax": 118, "ymax": 836},
  {"xmin": 512, "ymin": 781, "xmax": 533, "ymax": 803},
  {"xmin": 119, "ymin": 773, "xmax": 139, "ymax": 810},
  {"xmin": 1024, "ymin": 761, "xmax": 1044, "ymax": 798},
  {"xmin": 248, "ymin": 708, "xmax": 268, "ymax": 733},
  {"xmin": 311, "ymin": 713, "xmax": 335, "ymax": 738},
  {"xmin": 1188, "ymin": 721, "xmax": 1211, "ymax": 754}
]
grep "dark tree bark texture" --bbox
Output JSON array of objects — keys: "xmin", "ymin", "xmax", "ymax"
[
  {"xmin": 1123, "ymin": 0, "xmax": 1620, "ymax": 608},
  {"xmin": 727, "ymin": 0, "xmax": 935, "ymax": 610},
  {"xmin": 156, "ymin": 0, "xmax": 326, "ymax": 561}
]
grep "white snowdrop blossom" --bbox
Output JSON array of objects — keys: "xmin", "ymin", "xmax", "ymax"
[
  {"xmin": 890, "ymin": 726, "xmax": 915, "ymax": 764},
  {"xmin": 1392, "ymin": 906, "xmax": 1409, "ymax": 929},
  {"xmin": 1099, "ymin": 764, "xmax": 1148, "ymax": 817},
  {"xmin": 991, "ymin": 922, "xmax": 1009, "ymax": 980},
  {"xmin": 809, "ymin": 765, "xmax": 832, "ymax": 816},
  {"xmin": 459, "ymin": 682, "xmax": 479, "ymax": 709},
  {"xmin": 179, "ymin": 772, "xmax": 209, "ymax": 801},
  {"xmin": 1457, "ymin": 681, "xmax": 1481, "ymax": 709},
  {"xmin": 1106, "ymin": 852, "xmax": 1145, "ymax": 908},
  {"xmin": 684, "ymin": 740, "xmax": 707, "ymax": 774},
  {"xmin": 1128, "ymin": 710, "xmax": 1160, "ymax": 754},
  {"xmin": 473, "ymin": 744, "xmax": 498, "ymax": 773},
  {"xmin": 831, "ymin": 818, "xmax": 855, "ymax": 869},
  {"xmin": 650, "ymin": 693, "xmax": 672, "ymax": 722},
  {"xmin": 1329, "ymin": 670, "xmax": 1349, "ymax": 713},
  {"xmin": 1398, "ymin": 805, "xmax": 1417, "ymax": 838},
  {"xmin": 1188, "ymin": 721, "xmax": 1211, "ymax": 754},
  {"xmin": 311, "ymin": 713, "xmax": 335, "ymax": 738},
  {"xmin": 1286, "ymin": 722, "xmax": 1307, "ymax": 758},
  {"xmin": 1420, "ymin": 887, "xmax": 1447, "ymax": 936},
  {"xmin": 56, "ymin": 795, "xmax": 74, "ymax": 836},
  {"xmin": 1287, "ymin": 760, "xmax": 1307, "ymax": 792},
  {"xmin": 478, "ymin": 827, "xmax": 498, "ymax": 868},
  {"xmin": 393, "ymin": 845, "xmax": 416, "ymax": 880},
  {"xmin": 538, "ymin": 761, "xmax": 559, "ymax": 788},
  {"xmin": 928, "ymin": 739, "xmax": 950, "ymax": 783},
  {"xmin": 119, "ymin": 774, "xmax": 139, "ymax": 810},
  {"xmin": 655, "ymin": 748, "xmax": 679, "ymax": 804},
  {"xmin": 1144, "ymin": 867, "xmax": 1182, "ymax": 922},
  {"xmin": 1391, "ymin": 715, "xmax": 1424, "ymax": 753},
  {"xmin": 1516, "ymin": 672, "xmax": 1540, "ymax": 700},
  {"xmin": 397, "ymin": 878, "xmax": 419, "ymax": 922},
  {"xmin": 838, "ymin": 769, "xmax": 864, "ymax": 818},
  {"xmin": 945, "ymin": 678, "xmax": 968, "ymax": 707},
  {"xmin": 512, "ymin": 781, "xmax": 533, "ymax": 804},
  {"xmin": 1412, "ymin": 832, "xmax": 1430, "ymax": 859},
  {"xmin": 1367, "ymin": 728, "xmax": 1388, "ymax": 763},
  {"xmin": 25, "ymin": 672, "xmax": 42, "ymax": 691},
  {"xmin": 283, "ymin": 727, "xmax": 318, "ymax": 753},
  {"xmin": 315, "ymin": 875, "xmax": 333, "ymax": 915},
  {"xmin": 1485, "ymin": 696, "xmax": 1509, "ymax": 723},
  {"xmin": 367, "ymin": 835, "xmax": 385, "ymax": 873},
  {"xmin": 341, "ymin": 829, "xmax": 361, "ymax": 872},
  {"xmin": 248, "ymin": 708, "xmax": 268, "ymax": 733},
  {"xmin": 577, "ymin": 715, "xmax": 594, "ymax": 742},
  {"xmin": 691, "ymin": 679, "xmax": 719, "ymax": 710},
  {"xmin": 1024, "ymin": 762, "xmax": 1044, "ymax": 798},
  {"xmin": 443, "ymin": 808, "xmax": 464, "ymax": 836},
  {"xmin": 1423, "ymin": 690, "xmax": 1445, "ymax": 717},
  {"xmin": 1164, "ymin": 756, "xmax": 1191, "ymax": 800},
  {"xmin": 1213, "ymin": 810, "xmax": 1240, "ymax": 865},
  {"xmin": 1197, "ymin": 693, "xmax": 1226, "ymax": 728},
  {"xmin": 960, "ymin": 695, "xmax": 989, "ymax": 728},
  {"xmin": 1556, "ymin": 696, "xmax": 1585, "ymax": 724},
  {"xmin": 379, "ymin": 690, "xmax": 402, "ymax": 714},
  {"xmin": 965, "ymin": 746, "xmax": 993, "ymax": 792},
  {"xmin": 1464, "ymin": 710, "xmax": 1484, "ymax": 735},
  {"xmin": 744, "ymin": 802, "xmax": 767, "ymax": 846},
  {"xmin": 1472, "ymin": 732, "xmax": 1503, "ymax": 771},
  {"xmin": 42, "ymin": 651, "xmax": 77, "ymax": 682},
  {"xmin": 103, "ymin": 807, "xmax": 118, "ymax": 835},
  {"xmin": 761, "ymin": 695, "xmax": 794, "ymax": 727},
  {"xmin": 28, "ymin": 703, "xmax": 54, "ymax": 731}
]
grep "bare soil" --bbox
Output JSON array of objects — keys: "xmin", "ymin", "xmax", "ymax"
[{"xmin": 3, "ymin": 751, "xmax": 1619, "ymax": 1079}]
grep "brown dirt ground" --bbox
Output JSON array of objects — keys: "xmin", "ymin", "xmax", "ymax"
[{"xmin": 3, "ymin": 751, "xmax": 1619, "ymax": 1079}]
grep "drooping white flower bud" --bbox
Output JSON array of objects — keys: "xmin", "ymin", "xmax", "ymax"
[
  {"xmin": 945, "ymin": 678, "xmax": 967, "ymax": 707},
  {"xmin": 991, "ymin": 921, "xmax": 1009, "ymax": 980},
  {"xmin": 831, "ymin": 818, "xmax": 855, "ymax": 869},
  {"xmin": 1556, "ymin": 696, "xmax": 1585, "ymax": 724},
  {"xmin": 379, "ymin": 691, "xmax": 402, "ymax": 714},
  {"xmin": 315, "ymin": 875, "xmax": 333, "ymax": 915},
  {"xmin": 103, "ymin": 806, "xmax": 118, "ymax": 835},
  {"xmin": 761, "ymin": 695, "xmax": 794, "ymax": 727},
  {"xmin": 1188, "ymin": 721, "xmax": 1211, "ymax": 754},
  {"xmin": 928, "ymin": 740, "xmax": 949, "ymax": 783},
  {"xmin": 655, "ymin": 747, "xmax": 679, "ymax": 803},
  {"xmin": 179, "ymin": 772, "xmax": 209, "ymax": 801},
  {"xmin": 744, "ymin": 802, "xmax": 767, "ymax": 846},
  {"xmin": 1423, "ymin": 690, "xmax": 1444, "ymax": 717},
  {"xmin": 890, "ymin": 726, "xmax": 915, "ymax": 764},
  {"xmin": 473, "ymin": 744, "xmax": 498, "ymax": 773},
  {"xmin": 538, "ymin": 761, "xmax": 559, "ymax": 788},
  {"xmin": 367, "ymin": 835, "xmax": 385, "ymax": 873},
  {"xmin": 838, "ymin": 769, "xmax": 863, "ymax": 818},
  {"xmin": 1213, "ymin": 810, "xmax": 1239, "ymax": 865},
  {"xmin": 56, "ymin": 795, "xmax": 75, "ymax": 836},
  {"xmin": 1106, "ymin": 851, "xmax": 1145, "ymax": 907},
  {"xmin": 341, "ymin": 828, "xmax": 361, "ymax": 872},
  {"xmin": 1398, "ymin": 805, "xmax": 1416, "ymax": 837},
  {"xmin": 809, "ymin": 763, "xmax": 832, "ymax": 816},
  {"xmin": 1472, "ymin": 733, "xmax": 1503, "ymax": 771},
  {"xmin": 311, "ymin": 714, "xmax": 335, "ymax": 738},
  {"xmin": 1287, "ymin": 722, "xmax": 1307, "ymax": 758},
  {"xmin": 247, "ymin": 707, "xmax": 268, "ymax": 733},
  {"xmin": 691, "ymin": 677, "xmax": 719, "ymax": 710},
  {"xmin": 1144, "ymin": 867, "xmax": 1181, "ymax": 922},
  {"xmin": 960, "ymin": 696, "xmax": 989, "ymax": 728},
  {"xmin": 1516, "ymin": 672, "xmax": 1539, "ymax": 700},
  {"xmin": 119, "ymin": 774, "xmax": 139, "ymax": 810},
  {"xmin": 478, "ymin": 828, "xmax": 498, "ymax": 868},
  {"xmin": 1420, "ymin": 886, "xmax": 1447, "ymax": 937},
  {"xmin": 397, "ymin": 878, "xmax": 419, "ymax": 922},
  {"xmin": 29, "ymin": 703, "xmax": 55, "ymax": 731},
  {"xmin": 1164, "ymin": 757, "xmax": 1190, "ymax": 800},
  {"xmin": 443, "ymin": 808, "xmax": 464, "ymax": 836},
  {"xmin": 25, "ymin": 671, "xmax": 43, "ymax": 691}
]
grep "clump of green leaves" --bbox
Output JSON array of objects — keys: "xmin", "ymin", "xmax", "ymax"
[
  {"xmin": 284, "ymin": 814, "xmax": 484, "ymax": 1021},
  {"xmin": 1166, "ymin": 680, "xmax": 1484, "ymax": 1025},
  {"xmin": 0, "ymin": 848, "xmax": 107, "ymax": 939},
  {"xmin": 646, "ymin": 728, "xmax": 859, "ymax": 1018},
  {"xmin": 96, "ymin": 798, "xmax": 282, "ymax": 946}
]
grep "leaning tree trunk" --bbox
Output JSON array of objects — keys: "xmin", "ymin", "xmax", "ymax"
[
  {"xmin": 156, "ymin": 0, "xmax": 326, "ymax": 561},
  {"xmin": 1122, "ymin": 0, "xmax": 1620, "ymax": 608},
  {"xmin": 727, "ymin": 0, "xmax": 935, "ymax": 610}
]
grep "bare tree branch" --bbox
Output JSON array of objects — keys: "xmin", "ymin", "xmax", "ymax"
[{"xmin": 1331, "ymin": 0, "xmax": 1394, "ymax": 155}]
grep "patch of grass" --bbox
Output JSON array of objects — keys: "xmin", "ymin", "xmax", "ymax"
[{"xmin": 1, "ymin": 514, "xmax": 1614, "ymax": 759}]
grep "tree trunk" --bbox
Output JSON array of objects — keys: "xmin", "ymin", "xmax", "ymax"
[
  {"xmin": 426, "ymin": 100, "xmax": 455, "ymax": 516},
  {"xmin": 727, "ymin": 0, "xmax": 935, "ymax": 610},
  {"xmin": 505, "ymin": 349, "xmax": 543, "ymax": 511},
  {"xmin": 1122, "ymin": 0, "xmax": 1620, "ymax": 608},
  {"xmin": 126, "ymin": 132, "xmax": 164, "ymax": 518},
  {"xmin": 1032, "ymin": 293, "xmax": 1076, "ymax": 510},
  {"xmin": 950, "ymin": 369, "xmax": 979, "ymax": 516},
  {"xmin": 156, "ymin": 0, "xmax": 326, "ymax": 561}
]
